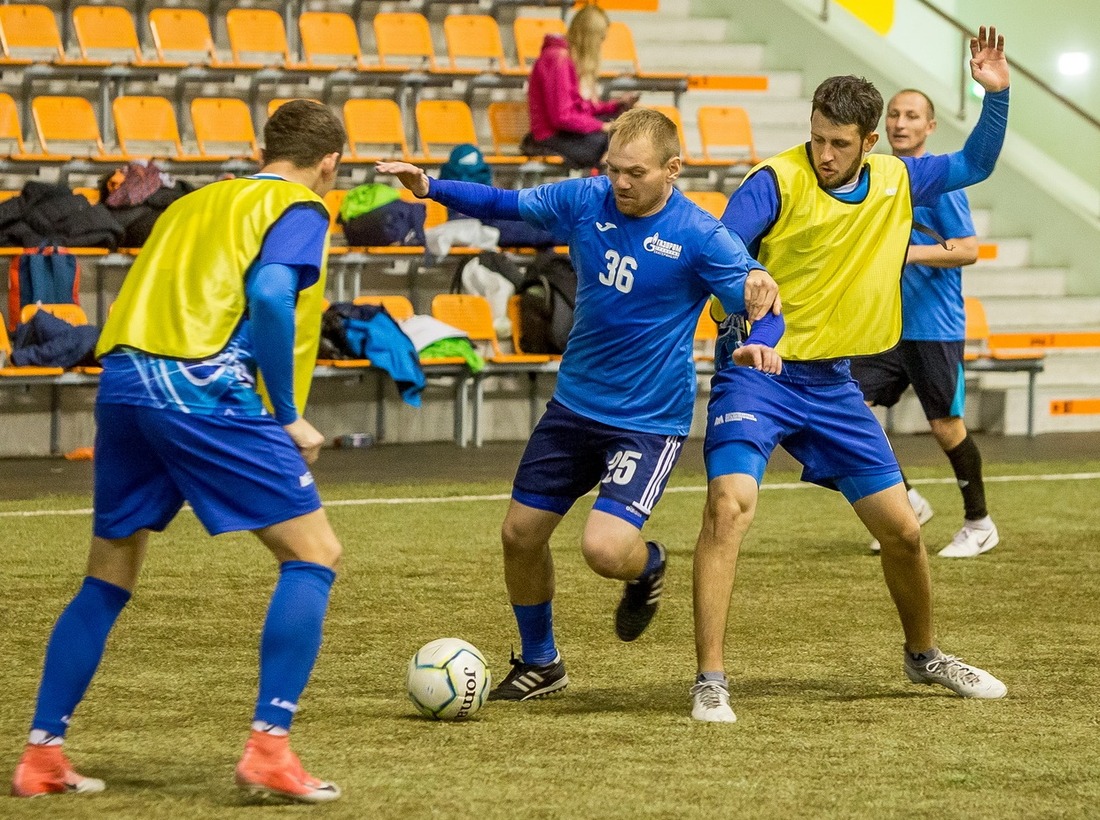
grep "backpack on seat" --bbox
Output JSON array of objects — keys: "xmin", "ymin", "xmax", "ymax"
[
  {"xmin": 7, "ymin": 245, "xmax": 80, "ymax": 332},
  {"xmin": 515, "ymin": 252, "xmax": 577, "ymax": 354}
]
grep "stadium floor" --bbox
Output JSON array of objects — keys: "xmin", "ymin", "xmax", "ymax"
[{"xmin": 2, "ymin": 431, "xmax": 1098, "ymax": 501}]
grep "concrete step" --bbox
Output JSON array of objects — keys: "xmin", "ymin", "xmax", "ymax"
[
  {"xmin": 623, "ymin": 14, "xmax": 729, "ymax": 42},
  {"xmin": 999, "ymin": 384, "xmax": 1100, "ymax": 434},
  {"xmin": 963, "ymin": 267, "xmax": 1066, "ymax": 298},
  {"xmin": 637, "ymin": 41, "xmax": 765, "ymax": 71},
  {"xmin": 974, "ymin": 237, "xmax": 1030, "ymax": 267},
  {"xmin": 981, "ymin": 296, "xmax": 1100, "ymax": 330}
]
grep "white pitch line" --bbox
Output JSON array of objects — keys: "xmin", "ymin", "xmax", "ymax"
[{"xmin": 2, "ymin": 472, "xmax": 1100, "ymax": 520}]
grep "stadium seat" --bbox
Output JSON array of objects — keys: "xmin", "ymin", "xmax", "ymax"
[
  {"xmin": 646, "ymin": 104, "xmax": 727, "ymax": 176},
  {"xmin": 190, "ymin": 97, "xmax": 259, "ymax": 160},
  {"xmin": 113, "ymin": 96, "xmax": 203, "ymax": 161},
  {"xmin": 397, "ymin": 187, "xmax": 448, "ymax": 229},
  {"xmin": 353, "ymin": 294, "xmax": 415, "ymax": 321},
  {"xmin": 0, "ymin": 4, "xmax": 67, "ymax": 65},
  {"xmin": 73, "ymin": 186, "xmax": 99, "ymax": 204},
  {"xmin": 324, "ymin": 189, "xmax": 346, "ymax": 234},
  {"xmin": 0, "ymin": 318, "xmax": 64, "ymax": 376},
  {"xmin": 416, "ymin": 99, "xmax": 522, "ymax": 166},
  {"xmin": 0, "ymin": 92, "xmax": 53, "ymax": 162},
  {"xmin": 431, "ymin": 294, "xmax": 551, "ymax": 366},
  {"xmin": 964, "ymin": 296, "xmax": 1045, "ymax": 437},
  {"xmin": 513, "ymin": 17, "xmax": 565, "ymax": 70},
  {"xmin": 19, "ymin": 303, "xmax": 101, "ymax": 373},
  {"xmin": 225, "ymin": 8, "xmax": 304, "ymax": 69},
  {"xmin": 442, "ymin": 15, "xmax": 525, "ymax": 76},
  {"xmin": 697, "ymin": 106, "xmax": 762, "ymax": 167},
  {"xmin": 31, "ymin": 96, "xmax": 127, "ymax": 161},
  {"xmin": 432, "ymin": 293, "xmax": 554, "ymax": 447},
  {"xmin": 683, "ymin": 190, "xmax": 728, "ymax": 219},
  {"xmin": 343, "ymin": 98, "xmax": 410, "ymax": 163},
  {"xmin": 298, "ymin": 12, "xmax": 369, "ymax": 70},
  {"xmin": 507, "ymin": 294, "xmax": 562, "ymax": 361},
  {"xmin": 147, "ymin": 8, "xmax": 220, "ymax": 67},
  {"xmin": 372, "ymin": 12, "xmax": 438, "ymax": 71},
  {"xmin": 71, "ymin": 5, "xmax": 147, "ymax": 66},
  {"xmin": 599, "ymin": 21, "xmax": 688, "ymax": 94}
]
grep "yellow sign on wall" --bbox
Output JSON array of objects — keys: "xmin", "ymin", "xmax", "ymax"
[{"xmin": 834, "ymin": 0, "xmax": 894, "ymax": 35}]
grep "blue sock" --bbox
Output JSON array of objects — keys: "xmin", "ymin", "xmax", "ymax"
[
  {"xmin": 639, "ymin": 541, "xmax": 663, "ymax": 579},
  {"xmin": 32, "ymin": 577, "xmax": 131, "ymax": 736},
  {"xmin": 253, "ymin": 561, "xmax": 336, "ymax": 730},
  {"xmin": 512, "ymin": 602, "xmax": 557, "ymax": 666}
]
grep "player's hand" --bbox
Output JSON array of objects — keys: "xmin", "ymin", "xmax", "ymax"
[
  {"xmin": 733, "ymin": 344, "xmax": 782, "ymax": 375},
  {"xmin": 969, "ymin": 25, "xmax": 1008, "ymax": 92},
  {"xmin": 744, "ymin": 268, "xmax": 781, "ymax": 321},
  {"xmin": 375, "ymin": 161, "xmax": 431, "ymax": 197},
  {"xmin": 284, "ymin": 417, "xmax": 325, "ymax": 465}
]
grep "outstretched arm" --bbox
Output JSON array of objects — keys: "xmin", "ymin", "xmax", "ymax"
[
  {"xmin": 908, "ymin": 26, "xmax": 1010, "ymax": 204},
  {"xmin": 375, "ymin": 161, "xmax": 522, "ymax": 220}
]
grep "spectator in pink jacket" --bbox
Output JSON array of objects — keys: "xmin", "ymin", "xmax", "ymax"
[{"xmin": 522, "ymin": 4, "xmax": 640, "ymax": 170}]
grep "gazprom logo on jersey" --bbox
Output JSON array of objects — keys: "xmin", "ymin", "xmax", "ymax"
[
  {"xmin": 643, "ymin": 232, "xmax": 682, "ymax": 259},
  {"xmin": 713, "ymin": 412, "xmax": 758, "ymax": 426}
]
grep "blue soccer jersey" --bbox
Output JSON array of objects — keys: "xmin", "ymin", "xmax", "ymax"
[
  {"xmin": 903, "ymin": 186, "xmax": 975, "ymax": 341},
  {"xmin": 518, "ymin": 176, "xmax": 755, "ymax": 436}
]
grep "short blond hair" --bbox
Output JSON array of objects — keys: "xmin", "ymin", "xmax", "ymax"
[{"xmin": 608, "ymin": 108, "xmax": 681, "ymax": 164}]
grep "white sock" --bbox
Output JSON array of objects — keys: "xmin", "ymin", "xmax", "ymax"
[
  {"xmin": 966, "ymin": 515, "xmax": 994, "ymax": 530},
  {"xmin": 28, "ymin": 730, "xmax": 64, "ymax": 746},
  {"xmin": 251, "ymin": 721, "xmax": 289, "ymax": 737},
  {"xmin": 907, "ymin": 488, "xmax": 925, "ymax": 507}
]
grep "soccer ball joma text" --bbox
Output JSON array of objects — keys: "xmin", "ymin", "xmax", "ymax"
[{"xmin": 406, "ymin": 638, "xmax": 491, "ymax": 720}]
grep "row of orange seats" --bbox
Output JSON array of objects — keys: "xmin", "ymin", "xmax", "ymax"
[
  {"xmin": 0, "ymin": 6, "xmax": 659, "ymax": 82},
  {"xmin": 1, "ymin": 92, "xmax": 762, "ymax": 173}
]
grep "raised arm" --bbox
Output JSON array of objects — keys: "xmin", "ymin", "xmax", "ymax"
[
  {"xmin": 375, "ymin": 161, "xmax": 522, "ymax": 221},
  {"xmin": 908, "ymin": 26, "xmax": 1010, "ymax": 205}
]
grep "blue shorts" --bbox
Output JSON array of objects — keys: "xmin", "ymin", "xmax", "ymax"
[
  {"xmin": 704, "ymin": 366, "xmax": 902, "ymax": 503},
  {"xmin": 93, "ymin": 403, "xmax": 322, "ymax": 539},
  {"xmin": 513, "ymin": 399, "xmax": 686, "ymax": 529}
]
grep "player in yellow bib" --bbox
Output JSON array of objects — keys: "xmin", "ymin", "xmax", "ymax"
[
  {"xmin": 690, "ymin": 27, "xmax": 1012, "ymax": 722},
  {"xmin": 12, "ymin": 101, "xmax": 347, "ymax": 802}
]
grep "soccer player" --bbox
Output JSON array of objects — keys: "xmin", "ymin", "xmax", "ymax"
[
  {"xmin": 11, "ymin": 100, "xmax": 347, "ymax": 802},
  {"xmin": 851, "ymin": 88, "xmax": 997, "ymax": 558},
  {"xmin": 691, "ymin": 27, "xmax": 1011, "ymax": 723},
  {"xmin": 378, "ymin": 108, "xmax": 782, "ymax": 702}
]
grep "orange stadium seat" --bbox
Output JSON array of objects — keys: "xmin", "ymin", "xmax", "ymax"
[
  {"xmin": 0, "ymin": 319, "xmax": 64, "ymax": 376},
  {"xmin": 190, "ymin": 97, "xmax": 258, "ymax": 160},
  {"xmin": 343, "ymin": 98, "xmax": 410, "ymax": 163},
  {"xmin": 113, "ymin": 96, "xmax": 200, "ymax": 160},
  {"xmin": 324, "ymin": 189, "xmax": 346, "ymax": 234},
  {"xmin": 415, "ymin": 99, "xmax": 478, "ymax": 162},
  {"xmin": 225, "ymin": 8, "xmax": 301, "ymax": 68},
  {"xmin": 513, "ymin": 17, "xmax": 565, "ymax": 70},
  {"xmin": 443, "ymin": 15, "xmax": 524, "ymax": 75},
  {"xmin": 697, "ymin": 106, "xmax": 762, "ymax": 167},
  {"xmin": 298, "ymin": 12, "xmax": 369, "ymax": 70},
  {"xmin": 147, "ymin": 8, "xmax": 220, "ymax": 66},
  {"xmin": 31, "ymin": 96, "xmax": 127, "ymax": 161},
  {"xmin": 431, "ymin": 294, "xmax": 551, "ymax": 365},
  {"xmin": 683, "ymin": 190, "xmax": 728, "ymax": 219},
  {"xmin": 0, "ymin": 92, "xmax": 52, "ymax": 161},
  {"xmin": 71, "ymin": 5, "xmax": 146, "ymax": 65},
  {"xmin": 353, "ymin": 294, "xmax": 415, "ymax": 321},
  {"xmin": 0, "ymin": 4, "xmax": 65, "ymax": 64},
  {"xmin": 600, "ymin": 21, "xmax": 686, "ymax": 84},
  {"xmin": 398, "ymin": 188, "xmax": 448, "ymax": 230},
  {"xmin": 372, "ymin": 12, "xmax": 437, "ymax": 71}
]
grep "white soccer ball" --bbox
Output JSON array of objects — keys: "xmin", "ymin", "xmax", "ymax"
[{"xmin": 406, "ymin": 638, "xmax": 491, "ymax": 721}]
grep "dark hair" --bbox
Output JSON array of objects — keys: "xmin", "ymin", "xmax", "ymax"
[
  {"xmin": 811, "ymin": 75, "xmax": 883, "ymax": 137},
  {"xmin": 262, "ymin": 100, "xmax": 346, "ymax": 167},
  {"xmin": 608, "ymin": 107, "xmax": 681, "ymax": 164},
  {"xmin": 892, "ymin": 88, "xmax": 936, "ymax": 120}
]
